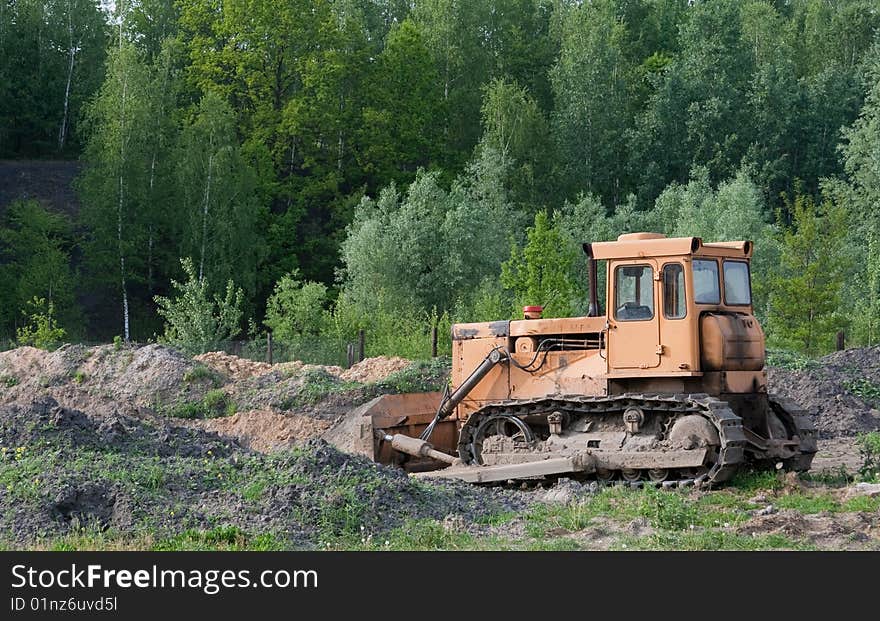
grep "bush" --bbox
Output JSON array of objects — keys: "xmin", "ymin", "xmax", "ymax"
[
  {"xmin": 154, "ymin": 258, "xmax": 244, "ymax": 355},
  {"xmin": 856, "ymin": 432, "xmax": 880, "ymax": 481},
  {"xmin": 264, "ymin": 271, "xmax": 328, "ymax": 340},
  {"xmin": 15, "ymin": 297, "xmax": 66, "ymax": 350}
]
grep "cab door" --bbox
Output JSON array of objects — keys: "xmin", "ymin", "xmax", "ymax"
[{"xmin": 607, "ymin": 260, "xmax": 661, "ymax": 370}]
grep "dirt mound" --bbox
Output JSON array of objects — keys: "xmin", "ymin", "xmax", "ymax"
[
  {"xmin": 192, "ymin": 351, "xmax": 412, "ymax": 385},
  {"xmin": 0, "ymin": 344, "xmax": 228, "ymax": 419},
  {"xmin": 275, "ymin": 360, "xmax": 345, "ymax": 378},
  {"xmin": 339, "ymin": 356, "xmax": 412, "ymax": 383},
  {"xmin": 0, "ymin": 391, "xmax": 524, "ymax": 547},
  {"xmin": 188, "ymin": 409, "xmax": 331, "ymax": 453},
  {"xmin": 768, "ymin": 346, "xmax": 880, "ymax": 438},
  {"xmin": 194, "ymin": 351, "xmax": 271, "ymax": 381},
  {"xmin": 737, "ymin": 508, "xmax": 879, "ymax": 547}
]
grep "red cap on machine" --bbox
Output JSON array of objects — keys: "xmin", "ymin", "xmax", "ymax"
[{"xmin": 523, "ymin": 305, "xmax": 543, "ymax": 319}]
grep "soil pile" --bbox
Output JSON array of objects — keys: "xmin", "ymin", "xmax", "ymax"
[
  {"xmin": 0, "ymin": 343, "xmax": 219, "ymax": 415},
  {"xmin": 187, "ymin": 409, "xmax": 331, "ymax": 453},
  {"xmin": 340, "ymin": 356, "xmax": 412, "ymax": 383},
  {"xmin": 768, "ymin": 346, "xmax": 880, "ymax": 438},
  {"xmin": 0, "ymin": 344, "xmax": 448, "ymax": 457},
  {"xmin": 194, "ymin": 352, "xmax": 271, "ymax": 381},
  {"xmin": 0, "ymin": 394, "xmax": 523, "ymax": 547}
]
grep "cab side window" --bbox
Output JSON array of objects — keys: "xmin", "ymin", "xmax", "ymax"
[
  {"xmin": 614, "ymin": 265, "xmax": 654, "ymax": 321},
  {"xmin": 693, "ymin": 259, "xmax": 720, "ymax": 304},
  {"xmin": 663, "ymin": 263, "xmax": 686, "ymax": 319}
]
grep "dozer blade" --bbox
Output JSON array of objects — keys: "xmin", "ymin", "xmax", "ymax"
[{"xmin": 321, "ymin": 392, "xmax": 458, "ymax": 470}]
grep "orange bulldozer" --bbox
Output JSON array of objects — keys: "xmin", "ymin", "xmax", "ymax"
[{"xmin": 331, "ymin": 233, "xmax": 816, "ymax": 487}]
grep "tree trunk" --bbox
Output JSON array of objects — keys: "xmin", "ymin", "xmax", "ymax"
[
  {"xmin": 118, "ymin": 68, "xmax": 130, "ymax": 342},
  {"xmin": 146, "ymin": 50, "xmax": 172, "ymax": 292},
  {"xmin": 58, "ymin": 0, "xmax": 76, "ymax": 152},
  {"xmin": 199, "ymin": 149, "xmax": 214, "ymax": 283}
]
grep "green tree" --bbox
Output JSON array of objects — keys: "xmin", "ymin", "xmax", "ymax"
[
  {"xmin": 0, "ymin": 0, "xmax": 106, "ymax": 156},
  {"xmin": 79, "ymin": 42, "xmax": 153, "ymax": 342},
  {"xmin": 264, "ymin": 271, "xmax": 328, "ymax": 340},
  {"xmin": 479, "ymin": 77, "xmax": 552, "ymax": 209},
  {"xmin": 414, "ymin": 0, "xmax": 555, "ymax": 171},
  {"xmin": 501, "ymin": 210, "xmax": 577, "ymax": 318},
  {"xmin": 357, "ymin": 19, "xmax": 444, "ymax": 188},
  {"xmin": 652, "ymin": 167, "xmax": 775, "ymax": 314},
  {"xmin": 628, "ymin": 0, "xmax": 753, "ymax": 206},
  {"xmin": 175, "ymin": 91, "xmax": 264, "ymax": 300},
  {"xmin": 551, "ymin": 0, "xmax": 632, "ymax": 206},
  {"xmin": 154, "ymin": 258, "xmax": 244, "ymax": 354},
  {"xmin": 838, "ymin": 43, "xmax": 880, "ymax": 345},
  {"xmin": 767, "ymin": 193, "xmax": 849, "ymax": 355},
  {"xmin": 16, "ymin": 297, "xmax": 66, "ymax": 350},
  {"xmin": 340, "ymin": 147, "xmax": 520, "ymax": 317},
  {"xmin": 0, "ymin": 200, "xmax": 79, "ymax": 338}
]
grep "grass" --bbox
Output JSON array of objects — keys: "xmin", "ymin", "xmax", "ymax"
[
  {"xmin": 183, "ymin": 364, "xmax": 225, "ymax": 388},
  {"xmin": 843, "ymin": 378, "xmax": 880, "ymax": 402},
  {"xmin": 765, "ymin": 349, "xmax": 819, "ymax": 371},
  {"xmin": 0, "ymin": 375, "xmax": 19, "ymax": 388},
  {"xmin": 729, "ymin": 469, "xmax": 785, "ymax": 492},
  {"xmin": 2, "ymin": 403, "xmax": 877, "ymax": 552},
  {"xmin": 374, "ymin": 358, "xmax": 451, "ymax": 394},
  {"xmin": 616, "ymin": 531, "xmax": 814, "ymax": 551},
  {"xmin": 279, "ymin": 358, "xmax": 451, "ymax": 409},
  {"xmin": 18, "ymin": 526, "xmax": 286, "ymax": 551},
  {"xmin": 288, "ymin": 369, "xmax": 360, "ymax": 407},
  {"xmin": 523, "ymin": 485, "xmax": 748, "ymax": 540},
  {"xmin": 167, "ymin": 389, "xmax": 236, "ymax": 419}
]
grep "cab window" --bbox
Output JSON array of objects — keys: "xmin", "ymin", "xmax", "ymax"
[
  {"xmin": 615, "ymin": 265, "xmax": 654, "ymax": 321},
  {"xmin": 663, "ymin": 263, "xmax": 686, "ymax": 319},
  {"xmin": 723, "ymin": 260, "xmax": 752, "ymax": 305},
  {"xmin": 693, "ymin": 259, "xmax": 720, "ymax": 304}
]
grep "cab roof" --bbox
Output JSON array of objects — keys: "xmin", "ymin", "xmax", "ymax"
[{"xmin": 583, "ymin": 233, "xmax": 752, "ymax": 261}]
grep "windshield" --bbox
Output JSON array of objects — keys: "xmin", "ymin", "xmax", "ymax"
[
  {"xmin": 693, "ymin": 259, "xmax": 720, "ymax": 304},
  {"xmin": 723, "ymin": 260, "xmax": 752, "ymax": 305}
]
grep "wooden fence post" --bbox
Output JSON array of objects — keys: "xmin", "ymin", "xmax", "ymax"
[
  {"xmin": 346, "ymin": 343, "xmax": 355, "ymax": 368},
  {"xmin": 267, "ymin": 331, "xmax": 273, "ymax": 364},
  {"xmin": 836, "ymin": 330, "xmax": 845, "ymax": 351},
  {"xmin": 357, "ymin": 329, "xmax": 365, "ymax": 362},
  {"xmin": 431, "ymin": 325, "xmax": 438, "ymax": 358}
]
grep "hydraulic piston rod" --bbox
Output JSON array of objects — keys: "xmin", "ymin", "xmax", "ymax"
[{"xmin": 436, "ymin": 348, "xmax": 507, "ymax": 420}]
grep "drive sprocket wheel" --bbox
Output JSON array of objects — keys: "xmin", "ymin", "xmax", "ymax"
[{"xmin": 467, "ymin": 412, "xmax": 536, "ymax": 466}]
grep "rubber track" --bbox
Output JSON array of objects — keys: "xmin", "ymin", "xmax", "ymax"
[{"xmin": 458, "ymin": 393, "xmax": 747, "ymax": 487}]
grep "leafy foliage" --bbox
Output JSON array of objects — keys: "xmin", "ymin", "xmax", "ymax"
[
  {"xmin": 264, "ymin": 271, "xmax": 328, "ymax": 340},
  {"xmin": 4, "ymin": 0, "xmax": 880, "ymax": 354},
  {"xmin": 856, "ymin": 432, "xmax": 880, "ymax": 481},
  {"xmin": 767, "ymin": 192, "xmax": 849, "ymax": 355},
  {"xmin": 154, "ymin": 258, "xmax": 244, "ymax": 354},
  {"xmin": 501, "ymin": 210, "xmax": 577, "ymax": 318},
  {"xmin": 15, "ymin": 297, "xmax": 67, "ymax": 350},
  {"xmin": 0, "ymin": 200, "xmax": 79, "ymax": 337}
]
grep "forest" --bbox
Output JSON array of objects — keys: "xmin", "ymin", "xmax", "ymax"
[{"xmin": 1, "ymin": 0, "xmax": 880, "ymax": 360}]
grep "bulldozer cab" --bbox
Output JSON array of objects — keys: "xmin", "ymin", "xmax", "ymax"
[{"xmin": 588, "ymin": 233, "xmax": 758, "ymax": 378}]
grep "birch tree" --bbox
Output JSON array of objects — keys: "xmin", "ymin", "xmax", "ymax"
[
  {"xmin": 175, "ymin": 91, "xmax": 263, "ymax": 301},
  {"xmin": 54, "ymin": 0, "xmax": 106, "ymax": 152},
  {"xmin": 79, "ymin": 42, "xmax": 152, "ymax": 342}
]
